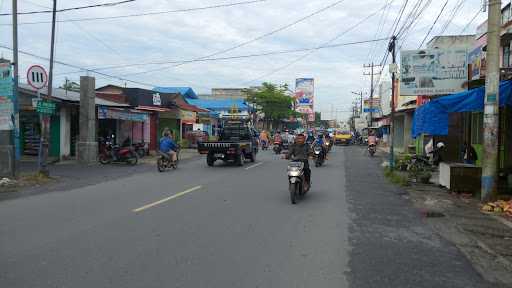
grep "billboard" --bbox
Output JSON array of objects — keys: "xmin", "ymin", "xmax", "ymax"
[
  {"xmin": 0, "ymin": 62, "xmax": 14, "ymax": 131},
  {"xmin": 400, "ymin": 49, "xmax": 467, "ymax": 96},
  {"xmin": 468, "ymin": 46, "xmax": 486, "ymax": 80},
  {"xmin": 363, "ymin": 98, "xmax": 380, "ymax": 113},
  {"xmin": 295, "ymin": 78, "xmax": 314, "ymax": 121}
]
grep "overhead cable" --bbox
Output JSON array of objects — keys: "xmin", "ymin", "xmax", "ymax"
[
  {"xmin": 0, "ymin": 0, "xmax": 135, "ymax": 16},
  {"xmin": 0, "ymin": 0, "xmax": 266, "ymax": 25},
  {"xmin": 118, "ymin": 0, "xmax": 348, "ymax": 77},
  {"xmin": 417, "ymin": 0, "xmax": 449, "ymax": 48}
]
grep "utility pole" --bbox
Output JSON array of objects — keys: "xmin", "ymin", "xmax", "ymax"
[
  {"xmin": 12, "ymin": 0, "xmax": 20, "ymax": 177},
  {"xmin": 40, "ymin": 0, "xmax": 57, "ymax": 176},
  {"xmin": 351, "ymin": 91, "xmax": 364, "ymax": 117},
  {"xmin": 481, "ymin": 0, "xmax": 501, "ymax": 202},
  {"xmin": 363, "ymin": 63, "xmax": 381, "ymax": 127},
  {"xmin": 389, "ymin": 36, "xmax": 397, "ymax": 170}
]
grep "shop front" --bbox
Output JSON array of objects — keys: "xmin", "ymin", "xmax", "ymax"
[{"xmin": 97, "ymin": 106, "xmax": 149, "ymax": 147}]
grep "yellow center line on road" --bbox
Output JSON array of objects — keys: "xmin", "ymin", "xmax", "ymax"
[
  {"xmin": 132, "ymin": 185, "xmax": 203, "ymax": 213},
  {"xmin": 245, "ymin": 162, "xmax": 264, "ymax": 170}
]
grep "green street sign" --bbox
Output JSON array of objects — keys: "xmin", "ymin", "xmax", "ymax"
[{"xmin": 36, "ymin": 100, "xmax": 56, "ymax": 114}]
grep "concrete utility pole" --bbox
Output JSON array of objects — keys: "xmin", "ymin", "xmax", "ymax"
[
  {"xmin": 389, "ymin": 36, "xmax": 397, "ymax": 170},
  {"xmin": 77, "ymin": 76, "xmax": 98, "ymax": 164},
  {"xmin": 12, "ymin": 0, "xmax": 20, "ymax": 177},
  {"xmin": 363, "ymin": 63, "xmax": 381, "ymax": 127},
  {"xmin": 351, "ymin": 91, "xmax": 364, "ymax": 118},
  {"xmin": 481, "ymin": 0, "xmax": 501, "ymax": 202}
]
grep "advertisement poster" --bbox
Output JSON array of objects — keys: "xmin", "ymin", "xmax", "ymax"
[
  {"xmin": 0, "ymin": 62, "xmax": 14, "ymax": 130},
  {"xmin": 295, "ymin": 78, "xmax": 314, "ymax": 122},
  {"xmin": 468, "ymin": 46, "xmax": 486, "ymax": 80},
  {"xmin": 400, "ymin": 49, "xmax": 467, "ymax": 96}
]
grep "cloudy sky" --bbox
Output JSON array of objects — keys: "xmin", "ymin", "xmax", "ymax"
[{"xmin": 0, "ymin": 0, "xmax": 487, "ymax": 120}]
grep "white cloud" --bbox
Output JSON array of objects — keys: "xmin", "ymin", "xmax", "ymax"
[{"xmin": 0, "ymin": 0, "xmax": 486, "ymax": 120}]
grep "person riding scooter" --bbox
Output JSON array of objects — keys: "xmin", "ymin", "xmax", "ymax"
[
  {"xmin": 286, "ymin": 133, "xmax": 311, "ymax": 190},
  {"xmin": 159, "ymin": 129, "xmax": 178, "ymax": 163},
  {"xmin": 314, "ymin": 134, "xmax": 328, "ymax": 160}
]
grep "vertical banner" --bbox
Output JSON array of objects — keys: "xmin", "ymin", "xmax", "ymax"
[
  {"xmin": 0, "ymin": 62, "xmax": 14, "ymax": 131},
  {"xmin": 295, "ymin": 78, "xmax": 314, "ymax": 122}
]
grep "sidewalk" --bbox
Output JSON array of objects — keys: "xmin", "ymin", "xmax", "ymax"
[
  {"xmin": 404, "ymin": 183, "xmax": 512, "ymax": 285},
  {"xmin": 0, "ymin": 149, "xmax": 200, "ymax": 200}
]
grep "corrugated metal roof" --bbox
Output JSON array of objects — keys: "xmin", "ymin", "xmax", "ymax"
[
  {"xmin": 186, "ymin": 98, "xmax": 249, "ymax": 111},
  {"xmin": 153, "ymin": 87, "xmax": 198, "ymax": 99},
  {"xmin": 19, "ymin": 83, "xmax": 129, "ymax": 107}
]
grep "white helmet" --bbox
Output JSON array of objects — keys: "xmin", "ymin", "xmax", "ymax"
[{"xmin": 436, "ymin": 142, "xmax": 445, "ymax": 149}]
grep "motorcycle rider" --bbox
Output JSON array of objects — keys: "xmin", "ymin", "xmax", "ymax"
[
  {"xmin": 286, "ymin": 133, "xmax": 311, "ymax": 190},
  {"xmin": 159, "ymin": 128, "xmax": 178, "ymax": 162},
  {"xmin": 314, "ymin": 134, "xmax": 328, "ymax": 160}
]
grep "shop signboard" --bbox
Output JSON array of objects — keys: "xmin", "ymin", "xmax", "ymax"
[
  {"xmin": 400, "ymin": 48, "xmax": 467, "ymax": 96},
  {"xmin": 36, "ymin": 100, "xmax": 56, "ymax": 114},
  {"xmin": 180, "ymin": 109, "xmax": 196, "ymax": 122},
  {"xmin": 0, "ymin": 62, "xmax": 13, "ymax": 130},
  {"xmin": 152, "ymin": 92, "xmax": 161, "ymax": 106},
  {"xmin": 98, "ymin": 106, "xmax": 148, "ymax": 122},
  {"xmin": 295, "ymin": 78, "xmax": 314, "ymax": 122}
]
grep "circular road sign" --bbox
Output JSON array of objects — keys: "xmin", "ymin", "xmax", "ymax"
[{"xmin": 27, "ymin": 65, "xmax": 48, "ymax": 90}]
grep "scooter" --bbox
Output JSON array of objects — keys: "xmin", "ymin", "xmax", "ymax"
[
  {"xmin": 133, "ymin": 142, "xmax": 148, "ymax": 158},
  {"xmin": 313, "ymin": 145, "xmax": 325, "ymax": 167},
  {"xmin": 99, "ymin": 140, "xmax": 138, "ymax": 165},
  {"xmin": 368, "ymin": 143, "xmax": 376, "ymax": 157},
  {"xmin": 273, "ymin": 141, "xmax": 282, "ymax": 154},
  {"xmin": 157, "ymin": 148, "xmax": 180, "ymax": 172},
  {"xmin": 287, "ymin": 159, "xmax": 309, "ymax": 204}
]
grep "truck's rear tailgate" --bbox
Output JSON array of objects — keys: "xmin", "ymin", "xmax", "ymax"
[{"xmin": 197, "ymin": 142, "xmax": 241, "ymax": 154}]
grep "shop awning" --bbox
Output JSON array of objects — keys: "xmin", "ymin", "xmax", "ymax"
[
  {"xmin": 412, "ymin": 80, "xmax": 512, "ymax": 138},
  {"xmin": 98, "ymin": 106, "xmax": 149, "ymax": 122}
]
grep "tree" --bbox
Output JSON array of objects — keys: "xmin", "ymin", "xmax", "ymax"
[{"xmin": 244, "ymin": 82, "xmax": 299, "ymax": 130}]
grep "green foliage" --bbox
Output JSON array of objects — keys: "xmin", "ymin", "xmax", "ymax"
[
  {"xmin": 384, "ymin": 167, "xmax": 409, "ymax": 186},
  {"xmin": 244, "ymin": 83, "xmax": 296, "ymax": 122}
]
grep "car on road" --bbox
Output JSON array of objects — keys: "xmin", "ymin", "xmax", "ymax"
[
  {"xmin": 198, "ymin": 119, "xmax": 258, "ymax": 166},
  {"xmin": 334, "ymin": 130, "xmax": 352, "ymax": 145}
]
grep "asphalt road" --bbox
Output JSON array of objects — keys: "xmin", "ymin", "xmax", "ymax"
[{"xmin": 0, "ymin": 146, "xmax": 491, "ymax": 287}]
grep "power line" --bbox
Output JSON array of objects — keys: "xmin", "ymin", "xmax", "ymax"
[
  {"xmin": 0, "ymin": 44, "xmax": 159, "ymax": 87},
  {"xmin": 460, "ymin": 8, "xmax": 481, "ymax": 34},
  {"xmin": 367, "ymin": 0, "xmax": 395, "ymax": 64},
  {"xmin": 0, "ymin": 0, "xmax": 135, "ymax": 16},
  {"xmin": 417, "ymin": 0, "xmax": 449, "ymax": 48},
  {"xmin": 243, "ymin": 3, "xmax": 392, "ymax": 84},
  {"xmin": 118, "ymin": 0, "xmax": 348, "ymax": 77},
  {"xmin": 438, "ymin": 0, "xmax": 465, "ymax": 35},
  {"xmin": 54, "ymin": 37, "xmax": 391, "ymax": 76},
  {"xmin": 0, "ymin": 0, "xmax": 266, "ymax": 25}
]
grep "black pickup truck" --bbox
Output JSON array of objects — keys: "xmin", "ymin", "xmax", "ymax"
[{"xmin": 198, "ymin": 121, "xmax": 258, "ymax": 166}]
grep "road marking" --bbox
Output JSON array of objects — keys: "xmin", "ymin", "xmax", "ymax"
[
  {"xmin": 245, "ymin": 162, "xmax": 263, "ymax": 170},
  {"xmin": 133, "ymin": 185, "xmax": 202, "ymax": 213}
]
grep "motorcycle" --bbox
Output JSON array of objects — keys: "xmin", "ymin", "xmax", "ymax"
[
  {"xmin": 261, "ymin": 140, "xmax": 269, "ymax": 150},
  {"xmin": 313, "ymin": 145, "xmax": 325, "ymax": 167},
  {"xmin": 133, "ymin": 142, "xmax": 148, "ymax": 158},
  {"xmin": 287, "ymin": 160, "xmax": 309, "ymax": 204},
  {"xmin": 157, "ymin": 148, "xmax": 180, "ymax": 172},
  {"xmin": 99, "ymin": 140, "xmax": 138, "ymax": 165},
  {"xmin": 325, "ymin": 139, "xmax": 332, "ymax": 152},
  {"xmin": 368, "ymin": 143, "xmax": 376, "ymax": 157},
  {"xmin": 273, "ymin": 141, "xmax": 282, "ymax": 154},
  {"xmin": 282, "ymin": 140, "xmax": 290, "ymax": 151}
]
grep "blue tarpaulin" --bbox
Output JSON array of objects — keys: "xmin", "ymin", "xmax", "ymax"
[{"xmin": 412, "ymin": 81, "xmax": 512, "ymax": 138}]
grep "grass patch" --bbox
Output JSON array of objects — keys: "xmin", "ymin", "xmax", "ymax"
[{"xmin": 384, "ymin": 167, "xmax": 409, "ymax": 186}]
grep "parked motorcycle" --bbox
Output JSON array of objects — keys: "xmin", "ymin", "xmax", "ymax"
[
  {"xmin": 273, "ymin": 141, "xmax": 282, "ymax": 154},
  {"xmin": 133, "ymin": 142, "xmax": 148, "ymax": 158},
  {"xmin": 99, "ymin": 140, "xmax": 138, "ymax": 165},
  {"xmin": 368, "ymin": 143, "xmax": 376, "ymax": 157},
  {"xmin": 313, "ymin": 145, "xmax": 325, "ymax": 167},
  {"xmin": 157, "ymin": 148, "xmax": 180, "ymax": 172},
  {"xmin": 287, "ymin": 160, "xmax": 308, "ymax": 204}
]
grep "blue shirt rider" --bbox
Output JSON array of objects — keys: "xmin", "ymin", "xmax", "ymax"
[{"xmin": 159, "ymin": 130, "xmax": 178, "ymax": 161}]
